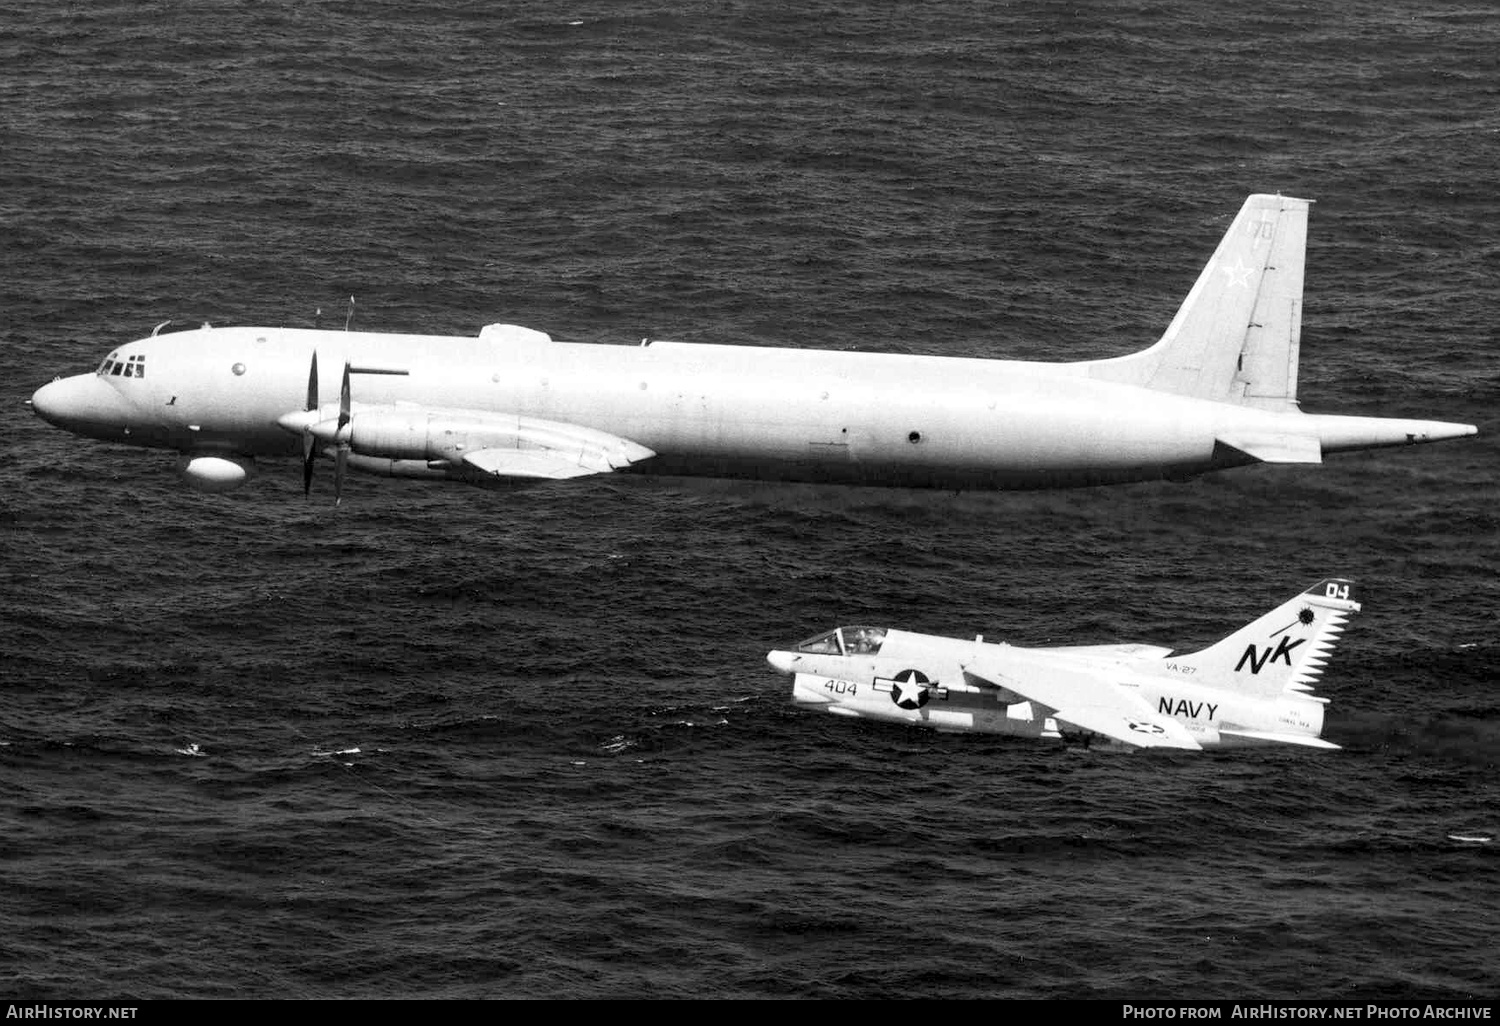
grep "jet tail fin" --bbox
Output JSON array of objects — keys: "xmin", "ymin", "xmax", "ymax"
[
  {"xmin": 1155, "ymin": 578, "xmax": 1360, "ymax": 700},
  {"xmin": 1087, "ymin": 194, "xmax": 1310, "ymax": 410}
]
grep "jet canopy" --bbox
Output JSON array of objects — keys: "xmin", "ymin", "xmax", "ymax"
[{"xmin": 795, "ymin": 626, "xmax": 887, "ymax": 657}]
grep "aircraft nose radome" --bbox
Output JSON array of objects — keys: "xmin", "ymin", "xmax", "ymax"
[
  {"xmin": 31, "ymin": 375, "xmax": 139, "ymax": 438},
  {"xmin": 766, "ymin": 651, "xmax": 799, "ymax": 675},
  {"xmin": 30, "ymin": 378, "xmax": 68, "ymax": 425},
  {"xmin": 31, "ymin": 374, "xmax": 136, "ymax": 432}
]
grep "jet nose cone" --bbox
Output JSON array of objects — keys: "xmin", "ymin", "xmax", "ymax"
[{"xmin": 766, "ymin": 650, "xmax": 799, "ymax": 675}]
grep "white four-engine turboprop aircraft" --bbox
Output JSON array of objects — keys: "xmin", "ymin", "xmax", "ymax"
[
  {"xmin": 766, "ymin": 578, "xmax": 1363, "ymax": 751},
  {"xmin": 30, "ymin": 195, "xmax": 1475, "ymax": 499}
]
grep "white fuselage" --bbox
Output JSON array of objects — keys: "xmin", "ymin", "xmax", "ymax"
[
  {"xmin": 30, "ymin": 194, "xmax": 1479, "ymax": 494},
  {"xmin": 33, "ymin": 324, "xmax": 1396, "ymax": 490}
]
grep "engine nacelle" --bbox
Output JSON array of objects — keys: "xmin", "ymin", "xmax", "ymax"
[
  {"xmin": 339, "ymin": 409, "xmax": 652, "ymax": 473},
  {"xmin": 177, "ymin": 454, "xmax": 255, "ymax": 492},
  {"xmin": 342, "ymin": 454, "xmax": 465, "ymax": 480},
  {"xmin": 349, "ymin": 411, "xmax": 510, "ymax": 463}
]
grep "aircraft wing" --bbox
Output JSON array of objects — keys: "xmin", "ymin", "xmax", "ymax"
[
  {"xmin": 462, "ymin": 446, "xmax": 639, "ymax": 480},
  {"xmin": 455, "ymin": 416, "xmax": 656, "ymax": 480},
  {"xmin": 962, "ymin": 658, "xmax": 1202, "ymax": 751},
  {"xmin": 303, "ymin": 403, "xmax": 658, "ymax": 484},
  {"xmin": 1035, "ymin": 643, "xmax": 1175, "ymax": 660}
]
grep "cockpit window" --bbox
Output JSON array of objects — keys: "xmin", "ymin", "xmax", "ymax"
[
  {"xmin": 843, "ymin": 627, "xmax": 886, "ymax": 655},
  {"xmin": 795, "ymin": 626, "xmax": 887, "ymax": 656},
  {"xmin": 796, "ymin": 629, "xmax": 844, "ymax": 655},
  {"xmin": 97, "ymin": 353, "xmax": 146, "ymax": 379}
]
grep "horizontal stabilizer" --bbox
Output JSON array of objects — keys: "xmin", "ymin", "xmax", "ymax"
[
  {"xmin": 1219, "ymin": 728, "xmax": 1341, "ymax": 750},
  {"xmin": 1215, "ymin": 430, "xmax": 1322, "ymax": 464}
]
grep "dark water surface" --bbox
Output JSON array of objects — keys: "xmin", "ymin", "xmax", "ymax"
[{"xmin": 2, "ymin": 0, "xmax": 1497, "ymax": 1000}]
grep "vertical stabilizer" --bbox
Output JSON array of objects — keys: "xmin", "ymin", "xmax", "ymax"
[
  {"xmin": 1088, "ymin": 194, "xmax": 1310, "ymax": 409},
  {"xmin": 1158, "ymin": 578, "xmax": 1360, "ymax": 699}
]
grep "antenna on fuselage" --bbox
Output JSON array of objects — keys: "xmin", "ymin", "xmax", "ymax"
[{"xmin": 344, "ymin": 295, "xmax": 355, "ymax": 332}]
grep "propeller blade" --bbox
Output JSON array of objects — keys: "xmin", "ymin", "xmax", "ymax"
[
  {"xmin": 302, "ymin": 351, "xmax": 319, "ymax": 496},
  {"xmin": 338, "ymin": 361, "xmax": 351, "ymax": 431},
  {"xmin": 334, "ymin": 360, "xmax": 352, "ymax": 505}
]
